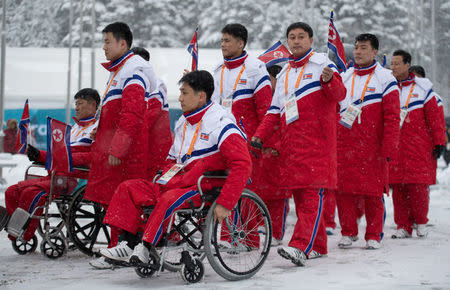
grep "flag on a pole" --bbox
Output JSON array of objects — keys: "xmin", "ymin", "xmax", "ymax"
[
  {"xmin": 45, "ymin": 117, "xmax": 73, "ymax": 172},
  {"xmin": 14, "ymin": 99, "xmax": 30, "ymax": 154},
  {"xmin": 382, "ymin": 54, "xmax": 387, "ymax": 67},
  {"xmin": 258, "ymin": 41, "xmax": 291, "ymax": 67},
  {"xmin": 327, "ymin": 10, "xmax": 347, "ymax": 72},
  {"xmin": 187, "ymin": 26, "xmax": 199, "ymax": 71}
]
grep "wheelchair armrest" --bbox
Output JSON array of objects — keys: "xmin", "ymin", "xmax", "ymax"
[
  {"xmin": 72, "ymin": 165, "xmax": 90, "ymax": 172},
  {"xmin": 31, "ymin": 161, "xmax": 46, "ymax": 167},
  {"xmin": 203, "ymin": 170, "xmax": 228, "ymax": 178}
]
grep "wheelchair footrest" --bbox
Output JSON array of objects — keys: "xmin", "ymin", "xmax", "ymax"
[{"xmin": 7, "ymin": 208, "xmax": 31, "ymax": 238}]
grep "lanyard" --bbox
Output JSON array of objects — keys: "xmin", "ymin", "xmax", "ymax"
[
  {"xmin": 284, "ymin": 63, "xmax": 307, "ymax": 96},
  {"xmin": 71, "ymin": 120, "xmax": 96, "ymax": 138},
  {"xmin": 284, "ymin": 52, "xmax": 314, "ymax": 96},
  {"xmin": 179, "ymin": 120, "xmax": 202, "ymax": 160},
  {"xmin": 351, "ymin": 70, "xmax": 374, "ymax": 102},
  {"xmin": 220, "ymin": 64, "xmax": 246, "ymax": 95},
  {"xmin": 103, "ymin": 63, "xmax": 126, "ymax": 99},
  {"xmin": 403, "ymin": 83, "xmax": 416, "ymax": 108}
]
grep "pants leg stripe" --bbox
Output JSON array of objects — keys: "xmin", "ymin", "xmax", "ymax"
[
  {"xmin": 304, "ymin": 188, "xmax": 324, "ymax": 255},
  {"xmin": 380, "ymin": 196, "xmax": 386, "ymax": 241},
  {"xmin": 281, "ymin": 198, "xmax": 288, "ymax": 240},
  {"xmin": 152, "ymin": 190, "xmax": 199, "ymax": 245},
  {"xmin": 28, "ymin": 190, "xmax": 47, "ymax": 214}
]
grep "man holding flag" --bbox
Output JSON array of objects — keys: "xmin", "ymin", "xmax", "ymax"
[
  {"xmin": 0, "ymin": 89, "xmax": 100, "ymax": 242},
  {"xmin": 252, "ymin": 21, "xmax": 346, "ymax": 266}
]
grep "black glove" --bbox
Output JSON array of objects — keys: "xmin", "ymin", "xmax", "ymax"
[
  {"xmin": 26, "ymin": 145, "xmax": 40, "ymax": 162},
  {"xmin": 250, "ymin": 140, "xmax": 263, "ymax": 149},
  {"xmin": 433, "ymin": 145, "xmax": 445, "ymax": 159}
]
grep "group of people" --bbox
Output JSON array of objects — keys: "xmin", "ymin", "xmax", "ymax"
[{"xmin": 0, "ymin": 18, "xmax": 445, "ymax": 273}]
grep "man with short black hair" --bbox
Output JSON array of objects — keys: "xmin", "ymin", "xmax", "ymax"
[
  {"xmin": 97, "ymin": 70, "xmax": 252, "ymax": 265},
  {"xmin": 84, "ymin": 22, "xmax": 158, "ymax": 207},
  {"xmin": 389, "ymin": 49, "xmax": 445, "ymax": 239},
  {"xmin": 252, "ymin": 22, "xmax": 346, "ymax": 266},
  {"xmin": 0, "ymin": 88, "xmax": 100, "ymax": 241},
  {"xmin": 211, "ymin": 23, "xmax": 275, "ymax": 242},
  {"xmin": 336, "ymin": 33, "xmax": 400, "ymax": 250}
]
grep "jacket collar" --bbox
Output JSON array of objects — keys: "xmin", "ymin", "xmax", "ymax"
[
  {"xmin": 397, "ymin": 72, "xmax": 415, "ymax": 89},
  {"xmin": 354, "ymin": 60, "xmax": 377, "ymax": 76},
  {"xmin": 289, "ymin": 48, "xmax": 314, "ymax": 68},
  {"xmin": 224, "ymin": 51, "xmax": 248, "ymax": 69},
  {"xmin": 72, "ymin": 115, "xmax": 96, "ymax": 127},
  {"xmin": 101, "ymin": 51, "xmax": 134, "ymax": 72},
  {"xmin": 184, "ymin": 101, "xmax": 213, "ymax": 125}
]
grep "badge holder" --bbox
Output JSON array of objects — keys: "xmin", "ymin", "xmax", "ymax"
[
  {"xmin": 339, "ymin": 104, "xmax": 361, "ymax": 129},
  {"xmin": 399, "ymin": 108, "xmax": 408, "ymax": 128},
  {"xmin": 221, "ymin": 94, "xmax": 233, "ymax": 109},
  {"xmin": 156, "ymin": 163, "xmax": 185, "ymax": 185},
  {"xmin": 284, "ymin": 93, "xmax": 299, "ymax": 125}
]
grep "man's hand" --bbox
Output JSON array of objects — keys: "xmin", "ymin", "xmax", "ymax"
[
  {"xmin": 214, "ymin": 204, "xmax": 231, "ymax": 223},
  {"xmin": 251, "ymin": 136, "xmax": 263, "ymax": 149},
  {"xmin": 262, "ymin": 147, "xmax": 279, "ymax": 157},
  {"xmin": 90, "ymin": 128, "xmax": 97, "ymax": 140},
  {"xmin": 321, "ymin": 66, "xmax": 333, "ymax": 83},
  {"xmin": 26, "ymin": 145, "xmax": 40, "ymax": 162},
  {"xmin": 108, "ymin": 154, "xmax": 122, "ymax": 166}
]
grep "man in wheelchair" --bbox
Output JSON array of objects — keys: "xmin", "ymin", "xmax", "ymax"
[
  {"xmin": 0, "ymin": 88, "xmax": 100, "ymax": 243},
  {"xmin": 98, "ymin": 70, "xmax": 252, "ymax": 266}
]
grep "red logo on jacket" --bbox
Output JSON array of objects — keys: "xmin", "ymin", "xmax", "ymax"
[{"xmin": 200, "ymin": 133, "xmax": 209, "ymax": 141}]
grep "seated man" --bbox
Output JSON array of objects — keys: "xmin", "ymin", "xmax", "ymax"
[
  {"xmin": 98, "ymin": 70, "xmax": 252, "ymax": 265},
  {"xmin": 0, "ymin": 88, "xmax": 100, "ymax": 240}
]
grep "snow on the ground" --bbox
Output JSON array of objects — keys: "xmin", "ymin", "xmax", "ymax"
[{"xmin": 1, "ymin": 155, "xmax": 450, "ymax": 289}]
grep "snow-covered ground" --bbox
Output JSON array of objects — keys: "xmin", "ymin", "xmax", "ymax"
[{"xmin": 1, "ymin": 154, "xmax": 449, "ymax": 289}]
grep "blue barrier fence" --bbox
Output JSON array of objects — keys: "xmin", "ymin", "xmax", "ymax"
[{"xmin": 4, "ymin": 108, "xmax": 183, "ymax": 150}]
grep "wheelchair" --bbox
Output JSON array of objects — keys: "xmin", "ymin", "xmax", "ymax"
[
  {"xmin": 6, "ymin": 162, "xmax": 110, "ymax": 259},
  {"xmin": 134, "ymin": 171, "xmax": 272, "ymax": 283}
]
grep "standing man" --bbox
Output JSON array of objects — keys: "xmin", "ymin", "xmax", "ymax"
[
  {"xmin": 336, "ymin": 34, "xmax": 400, "ymax": 250},
  {"xmin": 84, "ymin": 22, "xmax": 157, "ymax": 207},
  {"xmin": 389, "ymin": 50, "xmax": 445, "ymax": 238},
  {"xmin": 252, "ymin": 22, "xmax": 346, "ymax": 266},
  {"xmin": 211, "ymin": 23, "xmax": 275, "ymax": 212},
  {"xmin": 131, "ymin": 47, "xmax": 172, "ymax": 179}
]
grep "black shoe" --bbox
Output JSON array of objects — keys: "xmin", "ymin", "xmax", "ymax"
[{"xmin": 0, "ymin": 206, "xmax": 10, "ymax": 232}]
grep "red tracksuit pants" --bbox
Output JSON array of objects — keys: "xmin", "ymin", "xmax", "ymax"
[
  {"xmin": 336, "ymin": 193, "xmax": 385, "ymax": 241},
  {"xmin": 323, "ymin": 189, "xmax": 336, "ymax": 229},
  {"xmin": 4, "ymin": 178, "xmax": 50, "ymax": 241},
  {"xmin": 265, "ymin": 198, "xmax": 289, "ymax": 240},
  {"xmin": 288, "ymin": 188, "xmax": 327, "ymax": 256},
  {"xmin": 391, "ymin": 183, "xmax": 429, "ymax": 234},
  {"xmin": 103, "ymin": 179, "xmax": 203, "ymax": 246}
]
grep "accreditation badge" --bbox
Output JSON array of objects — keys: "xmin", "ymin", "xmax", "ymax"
[
  {"xmin": 339, "ymin": 104, "xmax": 361, "ymax": 129},
  {"xmin": 284, "ymin": 93, "xmax": 299, "ymax": 125},
  {"xmin": 221, "ymin": 94, "xmax": 233, "ymax": 109},
  {"xmin": 156, "ymin": 163, "xmax": 185, "ymax": 185},
  {"xmin": 399, "ymin": 108, "xmax": 408, "ymax": 128}
]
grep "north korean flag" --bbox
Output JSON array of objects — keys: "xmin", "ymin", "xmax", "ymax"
[
  {"xmin": 327, "ymin": 10, "xmax": 347, "ymax": 72},
  {"xmin": 45, "ymin": 117, "xmax": 73, "ymax": 172},
  {"xmin": 187, "ymin": 26, "xmax": 199, "ymax": 71},
  {"xmin": 14, "ymin": 99, "xmax": 30, "ymax": 154},
  {"xmin": 258, "ymin": 41, "xmax": 291, "ymax": 67}
]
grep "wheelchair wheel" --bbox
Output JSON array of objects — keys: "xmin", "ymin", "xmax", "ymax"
[
  {"xmin": 40, "ymin": 236, "xmax": 66, "ymax": 259},
  {"xmin": 66, "ymin": 186, "xmax": 110, "ymax": 256},
  {"xmin": 204, "ymin": 189, "xmax": 272, "ymax": 281},
  {"xmin": 134, "ymin": 251, "xmax": 160, "ymax": 278},
  {"xmin": 11, "ymin": 235, "xmax": 38, "ymax": 255},
  {"xmin": 180, "ymin": 258, "xmax": 204, "ymax": 284}
]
